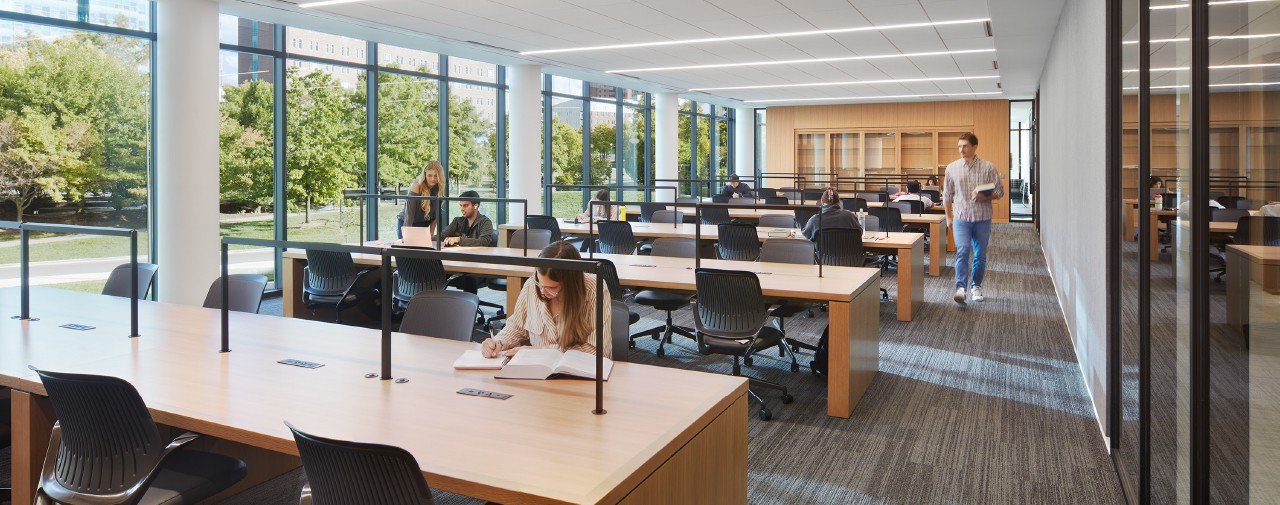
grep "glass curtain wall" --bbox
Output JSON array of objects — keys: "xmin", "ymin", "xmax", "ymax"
[
  {"xmin": 0, "ymin": 3, "xmax": 155, "ymax": 295},
  {"xmin": 1109, "ymin": 0, "xmax": 1279, "ymax": 502}
]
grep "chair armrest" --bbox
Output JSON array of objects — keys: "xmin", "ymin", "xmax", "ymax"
[
  {"xmin": 344, "ymin": 268, "xmax": 380, "ymax": 299},
  {"xmin": 163, "ymin": 431, "xmax": 202, "ymax": 454}
]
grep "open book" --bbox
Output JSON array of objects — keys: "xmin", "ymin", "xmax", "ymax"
[
  {"xmin": 495, "ymin": 349, "xmax": 613, "ymax": 380},
  {"xmin": 974, "ymin": 182, "xmax": 997, "ymax": 198},
  {"xmin": 452, "ymin": 350, "xmax": 509, "ymax": 370}
]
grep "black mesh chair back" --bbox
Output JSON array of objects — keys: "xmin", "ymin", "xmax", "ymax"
[
  {"xmin": 693, "ymin": 268, "xmax": 769, "ymax": 339},
  {"xmin": 879, "ymin": 186, "xmax": 899, "ymax": 194},
  {"xmin": 1216, "ymin": 195, "xmax": 1246, "ymax": 209},
  {"xmin": 286, "ymin": 421, "xmax": 435, "ymax": 505},
  {"xmin": 763, "ymin": 196, "xmax": 788, "ymax": 205},
  {"xmin": 393, "ymin": 256, "xmax": 449, "ymax": 306},
  {"xmin": 757, "ymin": 188, "xmax": 778, "ymax": 198},
  {"xmin": 779, "ymin": 188, "xmax": 800, "ymax": 201},
  {"xmin": 1208, "ymin": 190, "xmax": 1225, "ymax": 201},
  {"xmin": 610, "ymin": 300, "xmax": 634, "ymax": 363},
  {"xmin": 758, "ymin": 214, "xmax": 795, "ymax": 228},
  {"xmin": 639, "ymin": 203, "xmax": 665, "ymax": 223},
  {"xmin": 729, "ymin": 197, "xmax": 756, "ymax": 206},
  {"xmin": 841, "ymin": 198, "xmax": 868, "ymax": 212},
  {"xmin": 1159, "ymin": 192, "xmax": 1178, "ymax": 210},
  {"xmin": 400, "ymin": 291, "xmax": 479, "ymax": 341},
  {"xmin": 202, "ymin": 273, "xmax": 269, "ymax": 313},
  {"xmin": 794, "ymin": 207, "xmax": 819, "ymax": 229},
  {"xmin": 650, "ymin": 237, "xmax": 697, "ymax": 258},
  {"xmin": 594, "ymin": 258, "xmax": 626, "ymax": 301},
  {"xmin": 889, "ymin": 200, "xmax": 918, "ymax": 216},
  {"xmin": 759, "ymin": 239, "xmax": 815, "ymax": 265},
  {"xmin": 800, "ymin": 189, "xmax": 824, "ymax": 204},
  {"xmin": 596, "ymin": 220, "xmax": 638, "ymax": 255},
  {"xmin": 855, "ymin": 192, "xmax": 886, "ymax": 203},
  {"xmin": 717, "ymin": 223, "xmax": 761, "ymax": 261},
  {"xmin": 525, "ymin": 215, "xmax": 563, "ymax": 242},
  {"xmin": 101, "ymin": 262, "xmax": 159, "ymax": 298},
  {"xmin": 710, "ymin": 195, "xmax": 730, "ymax": 203},
  {"xmin": 1212, "ymin": 208, "xmax": 1251, "ymax": 223},
  {"xmin": 1235, "ymin": 216, "xmax": 1280, "ymax": 246},
  {"xmin": 303, "ymin": 250, "xmax": 360, "ymax": 296},
  {"xmin": 651, "ymin": 209, "xmax": 684, "ymax": 223},
  {"xmin": 868, "ymin": 206, "xmax": 904, "ymax": 232},
  {"xmin": 700, "ymin": 206, "xmax": 732, "ymax": 225},
  {"xmin": 920, "ymin": 189, "xmax": 941, "ymax": 203},
  {"xmin": 863, "ymin": 214, "xmax": 881, "ymax": 232},
  {"xmin": 1234, "ymin": 197, "xmax": 1254, "ymax": 210},
  {"xmin": 676, "ymin": 196, "xmax": 699, "ymax": 205},
  {"xmin": 816, "ymin": 228, "xmax": 866, "ymax": 267},
  {"xmin": 509, "ymin": 228, "xmax": 552, "ymax": 250}
]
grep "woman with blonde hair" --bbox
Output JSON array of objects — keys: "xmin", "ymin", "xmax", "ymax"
[
  {"xmin": 481, "ymin": 241, "xmax": 612, "ymax": 358},
  {"xmin": 397, "ymin": 160, "xmax": 444, "ymax": 239}
]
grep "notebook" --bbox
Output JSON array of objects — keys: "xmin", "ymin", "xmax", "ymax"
[
  {"xmin": 495, "ymin": 349, "xmax": 613, "ymax": 380},
  {"xmin": 452, "ymin": 350, "xmax": 509, "ymax": 370},
  {"xmin": 402, "ymin": 226, "xmax": 437, "ymax": 247},
  {"xmin": 974, "ymin": 183, "xmax": 997, "ymax": 198}
]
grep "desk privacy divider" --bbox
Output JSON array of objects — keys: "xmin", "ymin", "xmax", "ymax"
[
  {"xmin": 4, "ymin": 221, "xmax": 142, "ymax": 338},
  {"xmin": 219, "ymin": 237, "xmax": 613, "ymax": 415},
  {"xmin": 542, "ymin": 184, "xmax": 679, "ymax": 211},
  {"xmin": 349, "ymin": 193, "xmax": 531, "ymax": 252}
]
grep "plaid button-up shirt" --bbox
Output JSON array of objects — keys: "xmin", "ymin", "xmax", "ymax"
[{"xmin": 942, "ymin": 155, "xmax": 1004, "ymax": 222}]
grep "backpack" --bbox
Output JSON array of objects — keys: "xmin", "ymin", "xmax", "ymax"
[{"xmin": 811, "ymin": 325, "xmax": 829, "ymax": 376}]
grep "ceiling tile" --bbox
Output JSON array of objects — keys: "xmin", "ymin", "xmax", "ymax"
[{"xmin": 855, "ymin": 3, "xmax": 930, "ymax": 26}]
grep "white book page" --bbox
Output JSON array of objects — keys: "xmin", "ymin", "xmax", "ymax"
[
  {"xmin": 452, "ymin": 350, "xmax": 509, "ymax": 370},
  {"xmin": 495, "ymin": 348, "xmax": 564, "ymax": 379},
  {"xmin": 553, "ymin": 350, "xmax": 613, "ymax": 380}
]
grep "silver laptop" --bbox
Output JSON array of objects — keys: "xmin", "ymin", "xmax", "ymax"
[{"xmin": 401, "ymin": 226, "xmax": 437, "ymax": 248}]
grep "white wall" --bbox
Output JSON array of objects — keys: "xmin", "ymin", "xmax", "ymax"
[{"xmin": 1038, "ymin": 0, "xmax": 1110, "ymax": 438}]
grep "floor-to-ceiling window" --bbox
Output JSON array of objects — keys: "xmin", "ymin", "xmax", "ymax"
[
  {"xmin": 1108, "ymin": 0, "xmax": 1279, "ymax": 502},
  {"xmin": 0, "ymin": 1, "xmax": 155, "ymax": 294}
]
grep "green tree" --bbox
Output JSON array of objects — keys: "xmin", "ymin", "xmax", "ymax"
[
  {"xmin": 286, "ymin": 66, "xmax": 365, "ymax": 217},
  {"xmin": 446, "ymin": 94, "xmax": 494, "ymax": 190},
  {"xmin": 219, "ymin": 79, "xmax": 275, "ymax": 210},
  {"xmin": 0, "ymin": 111, "xmax": 93, "ymax": 221},
  {"xmin": 374, "ymin": 72, "xmax": 439, "ymax": 190},
  {"xmin": 549, "ymin": 116, "xmax": 583, "ymax": 186},
  {"xmin": 588, "ymin": 123, "xmax": 615, "ymax": 186}
]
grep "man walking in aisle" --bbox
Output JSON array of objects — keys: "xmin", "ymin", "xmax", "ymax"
[{"xmin": 943, "ymin": 132, "xmax": 1004, "ymax": 304}]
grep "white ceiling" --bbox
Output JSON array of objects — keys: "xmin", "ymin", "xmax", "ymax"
[
  {"xmin": 1121, "ymin": 1, "xmax": 1280, "ymax": 93},
  {"xmin": 230, "ymin": 0, "xmax": 1070, "ymax": 106}
]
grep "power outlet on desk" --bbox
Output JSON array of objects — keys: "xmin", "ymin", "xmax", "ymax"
[{"xmin": 458, "ymin": 388, "xmax": 512, "ymax": 400}]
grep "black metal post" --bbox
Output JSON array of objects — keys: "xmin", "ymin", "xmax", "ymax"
[
  {"xmin": 593, "ymin": 263, "xmax": 605, "ymax": 415},
  {"xmin": 129, "ymin": 229, "xmax": 139, "ymax": 338},
  {"xmin": 220, "ymin": 242, "xmax": 230, "ymax": 352},
  {"xmin": 381, "ymin": 252, "xmax": 393, "ymax": 380},
  {"xmin": 20, "ymin": 226, "xmax": 30, "ymax": 320}
]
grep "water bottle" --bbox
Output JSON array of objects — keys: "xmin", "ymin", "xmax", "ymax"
[
  {"xmin": 856, "ymin": 209, "xmax": 867, "ymax": 230},
  {"xmin": 619, "ymin": 205, "xmax": 628, "ymax": 221},
  {"xmin": 1154, "ymin": 193, "xmax": 1163, "ymax": 210}
]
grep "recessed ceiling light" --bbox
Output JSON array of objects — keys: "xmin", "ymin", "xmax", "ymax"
[
  {"xmin": 520, "ymin": 18, "xmax": 991, "ymax": 56},
  {"xmin": 1123, "ymin": 32, "xmax": 1280, "ymax": 44},
  {"xmin": 747, "ymin": 91, "xmax": 1003, "ymax": 104},
  {"xmin": 1122, "ymin": 62, "xmax": 1280, "ymax": 72},
  {"xmin": 607, "ymin": 48, "xmax": 997, "ymax": 74},
  {"xmin": 1150, "ymin": 0, "xmax": 1275, "ymax": 8},
  {"xmin": 298, "ymin": 0, "xmax": 370, "ymax": 7},
  {"xmin": 689, "ymin": 75, "xmax": 1000, "ymax": 92}
]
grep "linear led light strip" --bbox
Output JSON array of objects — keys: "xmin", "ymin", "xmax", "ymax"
[
  {"xmin": 299, "ymin": 0, "xmax": 370, "ymax": 7},
  {"xmin": 521, "ymin": 18, "xmax": 990, "ymax": 56},
  {"xmin": 1122, "ymin": 32, "xmax": 1280, "ymax": 44},
  {"xmin": 607, "ymin": 48, "xmax": 996, "ymax": 74},
  {"xmin": 1122, "ymin": 62, "xmax": 1280, "ymax": 72},
  {"xmin": 1150, "ymin": 0, "xmax": 1275, "ymax": 9},
  {"xmin": 1122, "ymin": 81, "xmax": 1280, "ymax": 89},
  {"xmin": 746, "ymin": 91, "xmax": 1002, "ymax": 104},
  {"xmin": 689, "ymin": 75, "xmax": 999, "ymax": 92}
]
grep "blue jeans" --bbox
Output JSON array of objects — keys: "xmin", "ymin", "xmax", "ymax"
[
  {"xmin": 396, "ymin": 214, "xmax": 404, "ymax": 239},
  {"xmin": 953, "ymin": 219, "xmax": 992, "ymax": 289}
]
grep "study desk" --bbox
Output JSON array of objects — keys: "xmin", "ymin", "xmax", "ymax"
[
  {"xmin": 497, "ymin": 224, "xmax": 923, "ymax": 321},
  {"xmin": 1150, "ymin": 211, "xmax": 1245, "ymax": 261},
  {"xmin": 1226, "ymin": 245, "xmax": 1280, "ymax": 335},
  {"xmin": 0, "ymin": 287, "xmax": 749, "ymax": 505},
  {"xmin": 281, "ymin": 247, "xmax": 883, "ymax": 418}
]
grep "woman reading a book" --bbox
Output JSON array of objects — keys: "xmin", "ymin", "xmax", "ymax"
[{"xmin": 481, "ymin": 241, "xmax": 613, "ymax": 359}]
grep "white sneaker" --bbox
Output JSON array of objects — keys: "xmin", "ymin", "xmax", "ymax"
[
  {"xmin": 953, "ymin": 287, "xmax": 966, "ymax": 304},
  {"xmin": 971, "ymin": 286, "xmax": 985, "ymax": 302}
]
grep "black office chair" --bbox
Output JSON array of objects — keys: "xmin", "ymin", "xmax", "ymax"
[
  {"xmin": 920, "ymin": 189, "xmax": 941, "ymax": 204},
  {"xmin": 639, "ymin": 203, "xmax": 665, "ymax": 223},
  {"xmin": 800, "ymin": 189, "xmax": 823, "ymax": 204},
  {"xmin": 629, "ymin": 238, "xmax": 698, "ymax": 357},
  {"xmin": 400, "ymin": 291, "xmax": 481, "ymax": 342},
  {"xmin": 793, "ymin": 207, "xmax": 819, "ymax": 229},
  {"xmin": 595, "ymin": 220, "xmax": 640, "ymax": 255},
  {"xmin": 855, "ymin": 192, "xmax": 886, "ymax": 203},
  {"xmin": 894, "ymin": 199, "xmax": 925, "ymax": 215},
  {"xmin": 779, "ymin": 188, "xmax": 800, "ymax": 201},
  {"xmin": 728, "ymin": 197, "xmax": 756, "ymax": 206},
  {"xmin": 759, "ymin": 214, "xmax": 795, "ymax": 229},
  {"xmin": 710, "ymin": 195, "xmax": 730, "ymax": 203},
  {"xmin": 611, "ymin": 300, "xmax": 635, "ymax": 363},
  {"xmin": 202, "ymin": 273, "xmax": 269, "ymax": 313},
  {"xmin": 816, "ymin": 228, "xmax": 867, "ymax": 267},
  {"xmin": 1233, "ymin": 197, "xmax": 1254, "ymax": 210},
  {"xmin": 879, "ymin": 186, "xmax": 899, "ymax": 194},
  {"xmin": 1216, "ymin": 195, "xmax": 1247, "ymax": 210},
  {"xmin": 1235, "ymin": 216, "xmax": 1280, "ymax": 246},
  {"xmin": 763, "ymin": 196, "xmax": 788, "ymax": 205},
  {"xmin": 101, "ymin": 262, "xmax": 159, "ymax": 299},
  {"xmin": 482, "ymin": 229, "xmax": 552, "ymax": 329},
  {"xmin": 699, "ymin": 206, "xmax": 732, "ymax": 225},
  {"xmin": 302, "ymin": 250, "xmax": 379, "ymax": 324},
  {"xmin": 651, "ymin": 209, "xmax": 683, "ymax": 224},
  {"xmin": 716, "ymin": 223, "xmax": 760, "ymax": 261},
  {"xmin": 676, "ymin": 196, "xmax": 700, "ymax": 205},
  {"xmin": 760, "ymin": 239, "xmax": 821, "ymax": 355},
  {"xmin": 391, "ymin": 255, "xmax": 450, "ymax": 315},
  {"xmin": 1209, "ymin": 208, "xmax": 1255, "ymax": 281},
  {"xmin": 692, "ymin": 268, "xmax": 796, "ymax": 421},
  {"xmin": 286, "ymin": 421, "xmax": 436, "ymax": 505},
  {"xmin": 31, "ymin": 368, "xmax": 247, "ymax": 505},
  {"xmin": 1208, "ymin": 190, "xmax": 1225, "ymax": 202},
  {"xmin": 841, "ymin": 197, "xmax": 868, "ymax": 212},
  {"xmin": 757, "ymin": 188, "xmax": 778, "ymax": 198},
  {"xmin": 526, "ymin": 214, "xmax": 583, "ymax": 250}
]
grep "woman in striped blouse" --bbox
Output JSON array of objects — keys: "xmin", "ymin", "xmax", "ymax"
[{"xmin": 480, "ymin": 241, "xmax": 613, "ymax": 358}]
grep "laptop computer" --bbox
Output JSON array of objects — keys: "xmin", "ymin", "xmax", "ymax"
[{"xmin": 401, "ymin": 226, "xmax": 438, "ymax": 248}]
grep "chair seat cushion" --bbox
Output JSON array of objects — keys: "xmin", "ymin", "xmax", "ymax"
[
  {"xmin": 304, "ymin": 292, "xmax": 360, "ymax": 308},
  {"xmin": 138, "ymin": 449, "xmax": 248, "ymax": 505},
  {"xmin": 488, "ymin": 278, "xmax": 508, "ymax": 291},
  {"xmin": 699, "ymin": 326, "xmax": 784, "ymax": 355},
  {"xmin": 634, "ymin": 290, "xmax": 692, "ymax": 310}
]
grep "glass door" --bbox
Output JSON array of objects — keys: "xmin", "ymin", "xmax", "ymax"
[
  {"xmin": 900, "ymin": 132, "xmax": 934, "ymax": 183},
  {"xmin": 863, "ymin": 132, "xmax": 897, "ymax": 191},
  {"xmin": 830, "ymin": 132, "xmax": 861, "ymax": 182},
  {"xmin": 796, "ymin": 132, "xmax": 828, "ymax": 183}
]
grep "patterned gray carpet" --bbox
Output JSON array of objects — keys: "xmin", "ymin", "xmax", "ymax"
[{"xmin": 2, "ymin": 224, "xmax": 1125, "ymax": 505}]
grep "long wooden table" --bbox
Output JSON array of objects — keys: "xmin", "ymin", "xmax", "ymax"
[
  {"xmin": 498, "ymin": 223, "xmax": 923, "ymax": 322},
  {"xmin": 282, "ymin": 247, "xmax": 883, "ymax": 418},
  {"xmin": 1226, "ymin": 245, "xmax": 1280, "ymax": 335},
  {"xmin": 1, "ymin": 287, "xmax": 748, "ymax": 505}
]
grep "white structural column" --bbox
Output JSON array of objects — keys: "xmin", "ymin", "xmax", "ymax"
[
  {"xmin": 155, "ymin": 0, "xmax": 219, "ymax": 305},
  {"xmin": 734, "ymin": 106, "xmax": 754, "ymax": 180},
  {"xmin": 507, "ymin": 64, "xmax": 542, "ymax": 221},
  {"xmin": 654, "ymin": 92, "xmax": 679, "ymax": 201}
]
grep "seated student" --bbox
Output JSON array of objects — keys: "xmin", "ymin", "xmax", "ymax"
[
  {"xmin": 441, "ymin": 190, "xmax": 495, "ymax": 247},
  {"xmin": 720, "ymin": 175, "xmax": 755, "ymax": 198},
  {"xmin": 576, "ymin": 188, "xmax": 617, "ymax": 222},
  {"xmin": 481, "ymin": 241, "xmax": 613, "ymax": 358},
  {"xmin": 893, "ymin": 180, "xmax": 934, "ymax": 208},
  {"xmin": 802, "ymin": 188, "xmax": 862, "ymax": 240}
]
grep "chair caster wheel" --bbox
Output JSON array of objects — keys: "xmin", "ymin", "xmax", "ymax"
[
  {"xmin": 790, "ymin": 363, "xmax": 800, "ymax": 373},
  {"xmin": 650, "ymin": 334, "xmax": 660, "ymax": 341},
  {"xmin": 656, "ymin": 347, "xmax": 665, "ymax": 357},
  {"xmin": 790, "ymin": 345, "xmax": 799, "ymax": 353},
  {"xmin": 781, "ymin": 394, "xmax": 794, "ymax": 404},
  {"xmin": 628, "ymin": 341, "xmax": 636, "ymax": 349},
  {"xmin": 806, "ymin": 310, "xmax": 814, "ymax": 318},
  {"xmin": 744, "ymin": 357, "xmax": 754, "ymax": 366},
  {"xmin": 758, "ymin": 408, "xmax": 772, "ymax": 421}
]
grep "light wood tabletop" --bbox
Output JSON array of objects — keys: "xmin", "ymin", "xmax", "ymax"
[
  {"xmin": 281, "ymin": 246, "xmax": 885, "ymax": 418},
  {"xmin": 0, "ymin": 287, "xmax": 749, "ymax": 505}
]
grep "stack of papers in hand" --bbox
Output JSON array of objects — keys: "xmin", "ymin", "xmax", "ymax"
[{"xmin": 452, "ymin": 350, "xmax": 509, "ymax": 370}]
